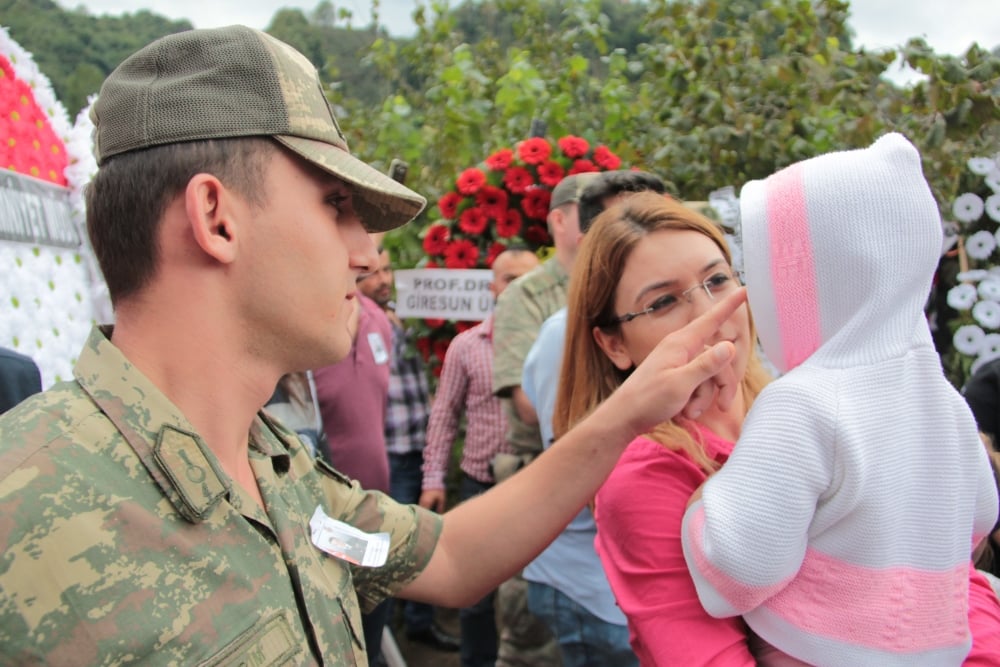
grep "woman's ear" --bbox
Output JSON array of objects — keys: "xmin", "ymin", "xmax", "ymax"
[
  {"xmin": 185, "ymin": 174, "xmax": 239, "ymax": 264},
  {"xmin": 592, "ymin": 325, "xmax": 634, "ymax": 371}
]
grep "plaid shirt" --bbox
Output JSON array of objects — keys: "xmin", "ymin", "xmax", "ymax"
[
  {"xmin": 422, "ymin": 315, "xmax": 509, "ymax": 488},
  {"xmin": 384, "ymin": 319, "xmax": 430, "ymax": 455}
]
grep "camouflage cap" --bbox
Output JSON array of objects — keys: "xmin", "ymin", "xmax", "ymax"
[
  {"xmin": 549, "ymin": 172, "xmax": 601, "ymax": 211},
  {"xmin": 89, "ymin": 25, "xmax": 426, "ymax": 232}
]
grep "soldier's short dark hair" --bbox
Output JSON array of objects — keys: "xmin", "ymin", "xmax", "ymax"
[{"xmin": 85, "ymin": 137, "xmax": 277, "ymax": 305}]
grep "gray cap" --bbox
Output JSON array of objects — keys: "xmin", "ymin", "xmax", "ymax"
[
  {"xmin": 549, "ymin": 172, "xmax": 601, "ymax": 211},
  {"xmin": 90, "ymin": 25, "xmax": 426, "ymax": 232}
]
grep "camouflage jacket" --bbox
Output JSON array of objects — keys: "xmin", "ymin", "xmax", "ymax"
[
  {"xmin": 0, "ymin": 327, "xmax": 442, "ymax": 666},
  {"xmin": 491, "ymin": 257, "xmax": 569, "ymax": 458}
]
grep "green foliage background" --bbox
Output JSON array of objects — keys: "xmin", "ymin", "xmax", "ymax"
[{"xmin": 3, "ymin": 0, "xmax": 1000, "ymax": 386}]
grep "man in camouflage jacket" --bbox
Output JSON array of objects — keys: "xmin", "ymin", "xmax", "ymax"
[{"xmin": 0, "ymin": 25, "xmax": 745, "ymax": 667}]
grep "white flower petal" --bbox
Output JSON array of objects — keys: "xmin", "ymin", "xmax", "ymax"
[
  {"xmin": 986, "ymin": 194, "xmax": 1000, "ymax": 223},
  {"xmin": 969, "ymin": 157, "xmax": 999, "ymax": 175},
  {"xmin": 973, "ymin": 300, "xmax": 1000, "ymax": 329},
  {"xmin": 966, "ymin": 230, "xmax": 997, "ymax": 260},
  {"xmin": 953, "ymin": 193, "xmax": 985, "ymax": 223},
  {"xmin": 979, "ymin": 280, "xmax": 1000, "ymax": 301},
  {"xmin": 979, "ymin": 333, "xmax": 1000, "ymax": 357},
  {"xmin": 948, "ymin": 283, "xmax": 979, "ymax": 310},
  {"xmin": 959, "ymin": 270, "xmax": 990, "ymax": 282},
  {"xmin": 954, "ymin": 324, "xmax": 985, "ymax": 355},
  {"xmin": 972, "ymin": 349, "xmax": 1000, "ymax": 376},
  {"xmin": 987, "ymin": 172, "xmax": 1000, "ymax": 193}
]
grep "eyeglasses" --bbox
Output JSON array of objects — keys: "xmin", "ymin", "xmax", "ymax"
[{"xmin": 608, "ymin": 268, "xmax": 742, "ymax": 326}]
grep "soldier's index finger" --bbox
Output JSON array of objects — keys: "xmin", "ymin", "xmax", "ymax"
[{"xmin": 674, "ymin": 287, "xmax": 747, "ymax": 355}]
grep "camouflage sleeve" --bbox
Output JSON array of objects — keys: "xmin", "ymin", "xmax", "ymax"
[{"xmin": 314, "ymin": 458, "xmax": 442, "ymax": 613}]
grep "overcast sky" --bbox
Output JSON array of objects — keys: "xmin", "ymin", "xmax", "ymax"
[{"xmin": 53, "ymin": 0, "xmax": 1000, "ymax": 82}]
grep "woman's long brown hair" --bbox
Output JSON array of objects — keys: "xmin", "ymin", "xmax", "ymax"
[{"xmin": 552, "ymin": 192, "xmax": 771, "ymax": 472}]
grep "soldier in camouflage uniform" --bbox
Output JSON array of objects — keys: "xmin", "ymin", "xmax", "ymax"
[
  {"xmin": 0, "ymin": 25, "xmax": 747, "ymax": 667},
  {"xmin": 490, "ymin": 173, "xmax": 598, "ymax": 667}
]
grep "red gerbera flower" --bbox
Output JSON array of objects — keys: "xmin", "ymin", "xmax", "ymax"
[
  {"xmin": 557, "ymin": 135, "xmax": 590, "ymax": 159},
  {"xmin": 459, "ymin": 207, "xmax": 489, "ymax": 235},
  {"xmin": 438, "ymin": 191, "xmax": 463, "ymax": 219},
  {"xmin": 524, "ymin": 223, "xmax": 552, "ymax": 245},
  {"xmin": 476, "ymin": 185, "xmax": 509, "ymax": 220},
  {"xmin": 521, "ymin": 188, "xmax": 551, "ymax": 220},
  {"xmin": 422, "ymin": 224, "xmax": 450, "ymax": 255},
  {"xmin": 536, "ymin": 160, "xmax": 565, "ymax": 188},
  {"xmin": 425, "ymin": 318, "xmax": 446, "ymax": 328},
  {"xmin": 517, "ymin": 137, "xmax": 552, "ymax": 165},
  {"xmin": 456, "ymin": 167, "xmax": 487, "ymax": 195},
  {"xmin": 425, "ymin": 260, "xmax": 440, "ymax": 268},
  {"xmin": 415, "ymin": 336, "xmax": 432, "ymax": 362},
  {"xmin": 455, "ymin": 321, "xmax": 477, "ymax": 333},
  {"xmin": 503, "ymin": 166, "xmax": 534, "ymax": 194},
  {"xmin": 444, "ymin": 239, "xmax": 479, "ymax": 269},
  {"xmin": 569, "ymin": 159, "xmax": 598, "ymax": 175},
  {"xmin": 487, "ymin": 241, "xmax": 508, "ymax": 266},
  {"xmin": 485, "ymin": 148, "xmax": 514, "ymax": 170},
  {"xmin": 433, "ymin": 338, "xmax": 451, "ymax": 363},
  {"xmin": 495, "ymin": 210, "xmax": 523, "ymax": 238},
  {"xmin": 593, "ymin": 146, "xmax": 622, "ymax": 170}
]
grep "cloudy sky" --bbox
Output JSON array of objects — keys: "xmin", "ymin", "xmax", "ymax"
[{"xmin": 54, "ymin": 0, "xmax": 1000, "ymax": 78}]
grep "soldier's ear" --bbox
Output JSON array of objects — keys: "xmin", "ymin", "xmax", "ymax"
[{"xmin": 185, "ymin": 174, "xmax": 239, "ymax": 265}]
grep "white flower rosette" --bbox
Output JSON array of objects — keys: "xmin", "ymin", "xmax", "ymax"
[
  {"xmin": 953, "ymin": 192, "xmax": 985, "ymax": 223},
  {"xmin": 972, "ymin": 334, "xmax": 1000, "ymax": 375},
  {"xmin": 959, "ymin": 269, "xmax": 990, "ymax": 282},
  {"xmin": 987, "ymin": 172, "xmax": 1000, "ymax": 193},
  {"xmin": 968, "ymin": 157, "xmax": 998, "ymax": 176},
  {"xmin": 948, "ymin": 283, "xmax": 979, "ymax": 311},
  {"xmin": 954, "ymin": 324, "xmax": 986, "ymax": 356},
  {"xmin": 973, "ymin": 300, "xmax": 1000, "ymax": 329},
  {"xmin": 986, "ymin": 194, "xmax": 1000, "ymax": 223},
  {"xmin": 979, "ymin": 279, "xmax": 1000, "ymax": 301},
  {"xmin": 966, "ymin": 230, "xmax": 998, "ymax": 261}
]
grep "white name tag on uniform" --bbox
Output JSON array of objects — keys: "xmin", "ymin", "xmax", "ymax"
[{"xmin": 310, "ymin": 505, "xmax": 390, "ymax": 567}]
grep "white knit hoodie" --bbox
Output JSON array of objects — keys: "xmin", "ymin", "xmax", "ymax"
[{"xmin": 681, "ymin": 133, "xmax": 999, "ymax": 666}]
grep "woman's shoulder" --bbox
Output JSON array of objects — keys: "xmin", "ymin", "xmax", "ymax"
[{"xmin": 604, "ymin": 434, "xmax": 713, "ymax": 497}]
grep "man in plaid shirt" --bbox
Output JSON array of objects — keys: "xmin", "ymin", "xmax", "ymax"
[{"xmin": 419, "ymin": 246, "xmax": 540, "ymax": 667}]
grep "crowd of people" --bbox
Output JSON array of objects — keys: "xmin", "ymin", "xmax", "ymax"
[{"xmin": 2, "ymin": 25, "xmax": 1000, "ymax": 667}]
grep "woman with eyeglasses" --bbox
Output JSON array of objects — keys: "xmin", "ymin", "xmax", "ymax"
[
  {"xmin": 554, "ymin": 155, "xmax": 1000, "ymax": 666},
  {"xmin": 554, "ymin": 190, "xmax": 770, "ymax": 666}
]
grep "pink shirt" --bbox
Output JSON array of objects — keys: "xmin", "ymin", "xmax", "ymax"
[
  {"xmin": 422, "ymin": 315, "xmax": 508, "ymax": 488},
  {"xmin": 313, "ymin": 295, "xmax": 392, "ymax": 493},
  {"xmin": 595, "ymin": 425, "xmax": 755, "ymax": 667}
]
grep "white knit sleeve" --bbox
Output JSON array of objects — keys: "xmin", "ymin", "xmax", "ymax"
[{"xmin": 682, "ymin": 373, "xmax": 837, "ymax": 616}]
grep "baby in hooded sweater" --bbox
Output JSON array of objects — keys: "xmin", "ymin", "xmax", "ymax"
[{"xmin": 681, "ymin": 133, "xmax": 999, "ymax": 666}]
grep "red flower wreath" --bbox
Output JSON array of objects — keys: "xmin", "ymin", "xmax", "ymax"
[
  {"xmin": 0, "ymin": 54, "xmax": 68, "ymax": 185},
  {"xmin": 414, "ymin": 135, "xmax": 627, "ymax": 376}
]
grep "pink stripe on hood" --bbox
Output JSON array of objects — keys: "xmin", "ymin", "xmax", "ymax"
[{"xmin": 765, "ymin": 163, "xmax": 822, "ymax": 370}]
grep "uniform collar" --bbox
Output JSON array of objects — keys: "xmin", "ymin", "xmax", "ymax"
[{"xmin": 74, "ymin": 326, "xmax": 292, "ymax": 523}]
